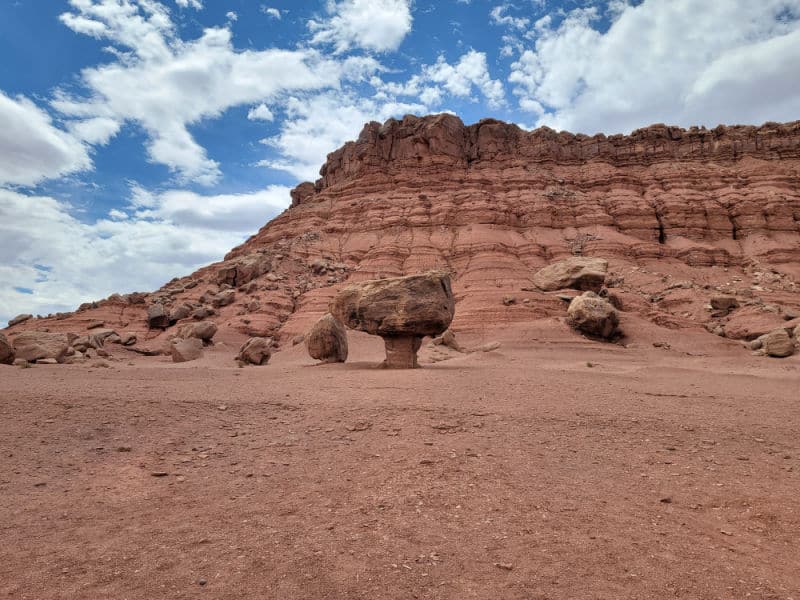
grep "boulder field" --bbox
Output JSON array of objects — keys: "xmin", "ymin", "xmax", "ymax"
[{"xmin": 3, "ymin": 115, "xmax": 800, "ymax": 362}]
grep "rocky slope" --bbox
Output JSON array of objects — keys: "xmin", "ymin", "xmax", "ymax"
[{"xmin": 4, "ymin": 114, "xmax": 800, "ymax": 356}]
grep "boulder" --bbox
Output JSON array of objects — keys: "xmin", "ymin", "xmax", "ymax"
[
  {"xmin": 211, "ymin": 290, "xmax": 236, "ymax": 308},
  {"xmin": 761, "ymin": 329, "xmax": 795, "ymax": 358},
  {"xmin": 567, "ymin": 292, "xmax": 621, "ymax": 340},
  {"xmin": 532, "ymin": 257, "xmax": 608, "ymax": 292},
  {"xmin": 147, "ymin": 304, "xmax": 170, "ymax": 329},
  {"xmin": 306, "ymin": 313, "xmax": 348, "ymax": 363},
  {"xmin": 237, "ymin": 337, "xmax": 272, "ymax": 365},
  {"xmin": 171, "ymin": 338, "xmax": 203, "ymax": 363},
  {"xmin": 176, "ymin": 321, "xmax": 218, "ymax": 342},
  {"xmin": 192, "ymin": 306, "xmax": 217, "ymax": 320},
  {"xmin": 710, "ymin": 295, "xmax": 739, "ymax": 311},
  {"xmin": 330, "ymin": 271, "xmax": 455, "ymax": 368},
  {"xmin": 8, "ymin": 313, "xmax": 32, "ymax": 327},
  {"xmin": 431, "ymin": 329, "xmax": 463, "ymax": 352},
  {"xmin": 0, "ymin": 333, "xmax": 15, "ymax": 365},
  {"xmin": 12, "ymin": 331, "xmax": 70, "ymax": 363},
  {"xmin": 169, "ymin": 303, "xmax": 193, "ymax": 323}
]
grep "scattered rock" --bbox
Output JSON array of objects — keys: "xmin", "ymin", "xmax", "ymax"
[
  {"xmin": 306, "ymin": 313, "xmax": 348, "ymax": 363},
  {"xmin": 330, "ymin": 271, "xmax": 455, "ymax": 368},
  {"xmin": 86, "ymin": 320, "xmax": 105, "ymax": 330},
  {"xmin": 12, "ymin": 332, "xmax": 70, "ymax": 363},
  {"xmin": 532, "ymin": 257, "xmax": 608, "ymax": 292},
  {"xmin": 761, "ymin": 329, "xmax": 795, "ymax": 358},
  {"xmin": 120, "ymin": 333, "xmax": 137, "ymax": 346},
  {"xmin": 211, "ymin": 290, "xmax": 236, "ymax": 308},
  {"xmin": 171, "ymin": 338, "xmax": 203, "ymax": 363},
  {"xmin": 176, "ymin": 321, "xmax": 218, "ymax": 342},
  {"xmin": 567, "ymin": 292, "xmax": 621, "ymax": 340},
  {"xmin": 169, "ymin": 303, "xmax": 193, "ymax": 323},
  {"xmin": 237, "ymin": 337, "xmax": 272, "ymax": 365},
  {"xmin": 502, "ymin": 295, "xmax": 517, "ymax": 306},
  {"xmin": 8, "ymin": 313, "xmax": 32, "ymax": 327},
  {"xmin": 710, "ymin": 295, "xmax": 739, "ymax": 311},
  {"xmin": 13, "ymin": 358, "xmax": 31, "ymax": 368},
  {"xmin": 36, "ymin": 358, "xmax": 58, "ymax": 365},
  {"xmin": 0, "ymin": 333, "xmax": 15, "ymax": 365},
  {"xmin": 147, "ymin": 304, "xmax": 170, "ymax": 329},
  {"xmin": 431, "ymin": 329, "xmax": 463, "ymax": 352}
]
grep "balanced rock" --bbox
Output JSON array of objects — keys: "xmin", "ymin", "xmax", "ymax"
[
  {"xmin": 237, "ymin": 337, "xmax": 272, "ymax": 365},
  {"xmin": 306, "ymin": 313, "xmax": 348, "ymax": 363},
  {"xmin": 12, "ymin": 331, "xmax": 70, "ymax": 363},
  {"xmin": 532, "ymin": 257, "xmax": 608, "ymax": 292},
  {"xmin": 567, "ymin": 291, "xmax": 621, "ymax": 340},
  {"xmin": 0, "ymin": 333, "xmax": 15, "ymax": 365},
  {"xmin": 330, "ymin": 271, "xmax": 455, "ymax": 368},
  {"xmin": 147, "ymin": 304, "xmax": 170, "ymax": 329},
  {"xmin": 761, "ymin": 329, "xmax": 795, "ymax": 358},
  {"xmin": 171, "ymin": 337, "xmax": 203, "ymax": 363},
  {"xmin": 176, "ymin": 321, "xmax": 218, "ymax": 342}
]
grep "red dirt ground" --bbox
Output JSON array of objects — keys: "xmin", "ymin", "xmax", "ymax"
[{"xmin": 1, "ymin": 322, "xmax": 799, "ymax": 599}]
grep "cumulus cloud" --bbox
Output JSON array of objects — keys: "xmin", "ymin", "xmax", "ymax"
[
  {"xmin": 490, "ymin": 5, "xmax": 530, "ymax": 30},
  {"xmin": 308, "ymin": 0, "xmax": 413, "ymax": 53},
  {"xmin": 509, "ymin": 0, "xmax": 800, "ymax": 133},
  {"xmin": 175, "ymin": 0, "xmax": 203, "ymax": 8},
  {"xmin": 55, "ymin": 1, "xmax": 344, "ymax": 185},
  {"xmin": 425, "ymin": 50, "xmax": 506, "ymax": 108},
  {"xmin": 247, "ymin": 103, "xmax": 275, "ymax": 121},
  {"xmin": 261, "ymin": 7, "xmax": 282, "ymax": 19},
  {"xmin": 0, "ymin": 185, "xmax": 291, "ymax": 326},
  {"xmin": 262, "ymin": 91, "xmax": 426, "ymax": 180},
  {"xmin": 0, "ymin": 91, "xmax": 92, "ymax": 186}
]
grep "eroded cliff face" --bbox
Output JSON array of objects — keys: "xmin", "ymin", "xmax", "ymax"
[{"xmin": 5, "ymin": 115, "xmax": 800, "ymax": 350}]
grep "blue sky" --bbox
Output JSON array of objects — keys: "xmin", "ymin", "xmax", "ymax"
[{"xmin": 1, "ymin": 0, "xmax": 799, "ymax": 326}]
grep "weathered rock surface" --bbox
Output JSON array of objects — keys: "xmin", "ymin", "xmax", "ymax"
[
  {"xmin": 567, "ymin": 292, "xmax": 621, "ymax": 340},
  {"xmin": 176, "ymin": 321, "xmax": 218, "ymax": 342},
  {"xmin": 171, "ymin": 338, "xmax": 203, "ymax": 363},
  {"xmin": 0, "ymin": 333, "xmax": 15, "ymax": 365},
  {"xmin": 147, "ymin": 304, "xmax": 170, "ymax": 329},
  {"xmin": 237, "ymin": 337, "xmax": 272, "ymax": 365},
  {"xmin": 4, "ymin": 115, "xmax": 800, "ymax": 356},
  {"xmin": 761, "ymin": 329, "xmax": 795, "ymax": 358},
  {"xmin": 330, "ymin": 271, "xmax": 455, "ymax": 368},
  {"xmin": 533, "ymin": 258, "xmax": 608, "ymax": 292},
  {"xmin": 12, "ymin": 332, "xmax": 70, "ymax": 363},
  {"xmin": 8, "ymin": 314, "xmax": 32, "ymax": 327},
  {"xmin": 306, "ymin": 313, "xmax": 348, "ymax": 363}
]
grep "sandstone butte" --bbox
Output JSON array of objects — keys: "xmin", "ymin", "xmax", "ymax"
[{"xmin": 3, "ymin": 114, "xmax": 800, "ymax": 353}]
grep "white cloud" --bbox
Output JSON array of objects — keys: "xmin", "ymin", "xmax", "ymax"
[
  {"xmin": 0, "ymin": 185, "xmax": 291, "ymax": 326},
  {"xmin": 226, "ymin": 11, "xmax": 238, "ymax": 22},
  {"xmin": 247, "ymin": 103, "xmax": 275, "ymax": 121},
  {"xmin": 0, "ymin": 91, "xmax": 91, "ymax": 186},
  {"xmin": 309, "ymin": 0, "xmax": 413, "ymax": 53},
  {"xmin": 261, "ymin": 6, "xmax": 282, "ymax": 19},
  {"xmin": 55, "ymin": 1, "xmax": 345, "ymax": 185},
  {"xmin": 262, "ymin": 91, "xmax": 426, "ymax": 180},
  {"xmin": 510, "ymin": 0, "xmax": 800, "ymax": 133},
  {"xmin": 175, "ymin": 0, "xmax": 203, "ymax": 9},
  {"xmin": 425, "ymin": 50, "xmax": 506, "ymax": 108},
  {"xmin": 490, "ymin": 5, "xmax": 530, "ymax": 30}
]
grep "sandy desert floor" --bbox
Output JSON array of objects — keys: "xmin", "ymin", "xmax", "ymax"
[{"xmin": 1, "ymin": 320, "xmax": 799, "ymax": 599}]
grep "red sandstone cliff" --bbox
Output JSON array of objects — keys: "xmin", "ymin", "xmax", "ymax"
[{"xmin": 4, "ymin": 115, "xmax": 800, "ymax": 351}]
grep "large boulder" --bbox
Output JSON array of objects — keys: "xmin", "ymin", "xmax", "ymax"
[
  {"xmin": 761, "ymin": 329, "xmax": 795, "ymax": 358},
  {"xmin": 147, "ymin": 304, "xmax": 170, "ymax": 329},
  {"xmin": 171, "ymin": 338, "xmax": 203, "ymax": 363},
  {"xmin": 0, "ymin": 333, "xmax": 15, "ymax": 365},
  {"xmin": 12, "ymin": 331, "xmax": 70, "ymax": 363},
  {"xmin": 211, "ymin": 290, "xmax": 236, "ymax": 308},
  {"xmin": 237, "ymin": 337, "xmax": 272, "ymax": 365},
  {"xmin": 532, "ymin": 257, "xmax": 608, "ymax": 292},
  {"xmin": 567, "ymin": 292, "xmax": 621, "ymax": 340},
  {"xmin": 176, "ymin": 321, "xmax": 218, "ymax": 342},
  {"xmin": 330, "ymin": 271, "xmax": 455, "ymax": 368},
  {"xmin": 306, "ymin": 313, "xmax": 348, "ymax": 363},
  {"xmin": 8, "ymin": 314, "xmax": 32, "ymax": 327}
]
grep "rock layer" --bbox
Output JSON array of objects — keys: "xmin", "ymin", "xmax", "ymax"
[{"xmin": 4, "ymin": 115, "xmax": 800, "ymax": 354}]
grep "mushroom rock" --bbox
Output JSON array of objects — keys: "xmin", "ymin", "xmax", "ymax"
[
  {"xmin": 306, "ymin": 313, "xmax": 348, "ymax": 363},
  {"xmin": 329, "ymin": 271, "xmax": 455, "ymax": 368}
]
